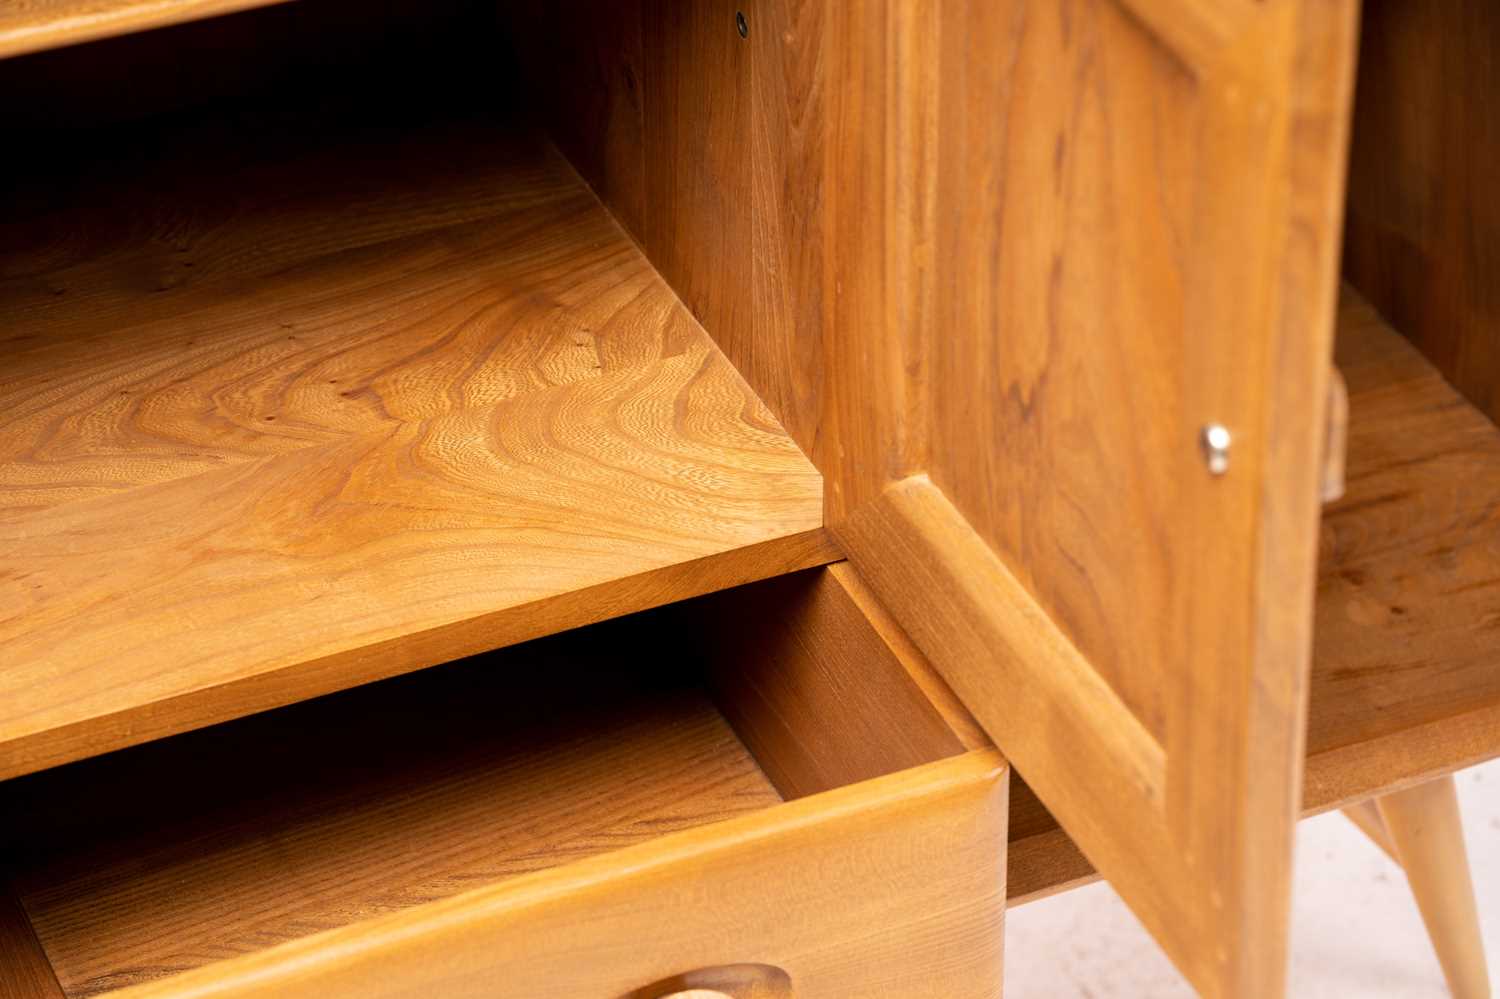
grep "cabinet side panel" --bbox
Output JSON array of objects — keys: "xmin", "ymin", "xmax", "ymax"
[
  {"xmin": 1342, "ymin": 0, "xmax": 1500, "ymax": 428},
  {"xmin": 505, "ymin": 1, "xmax": 649, "ymax": 242},
  {"xmin": 504, "ymin": 0, "xmax": 824, "ymax": 458}
]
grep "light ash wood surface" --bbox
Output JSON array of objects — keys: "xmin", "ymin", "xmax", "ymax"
[
  {"xmin": 1009, "ymin": 287, "xmax": 1500, "ymax": 904},
  {"xmin": 518, "ymin": 3, "xmax": 1363, "ymax": 990},
  {"xmin": 1377, "ymin": 776, "xmax": 1493, "ymax": 999},
  {"xmin": 1305, "ymin": 289, "xmax": 1500, "ymax": 809},
  {"xmin": 818, "ymin": 3, "xmax": 1360, "ymax": 994},
  {"xmin": 2, "ymin": 602, "xmax": 1008, "ymax": 999},
  {"xmin": 0, "ymin": 117, "xmax": 832, "ymax": 781},
  {"xmin": 691, "ymin": 563, "xmax": 985, "ymax": 801},
  {"xmin": 97, "ymin": 752, "xmax": 1007, "ymax": 999},
  {"xmin": 506, "ymin": 0, "xmax": 825, "ymax": 462},
  {"xmin": 0, "ymin": 0, "xmax": 290, "ymax": 59}
]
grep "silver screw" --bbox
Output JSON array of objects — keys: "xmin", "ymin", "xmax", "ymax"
[{"xmin": 1200, "ymin": 424, "xmax": 1232, "ymax": 475}]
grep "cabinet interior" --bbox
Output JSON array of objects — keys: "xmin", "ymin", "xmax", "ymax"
[
  {"xmin": 1309, "ymin": 0, "xmax": 1500, "ymax": 804},
  {"xmin": 0, "ymin": 0, "xmax": 836, "ymax": 782},
  {"xmin": 0, "ymin": 0, "xmax": 1496, "ymax": 950}
]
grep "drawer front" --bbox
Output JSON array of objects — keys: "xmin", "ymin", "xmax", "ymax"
[{"xmin": 107, "ymin": 751, "xmax": 1006, "ymax": 999}]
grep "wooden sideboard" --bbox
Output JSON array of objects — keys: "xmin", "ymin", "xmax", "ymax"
[{"xmin": 0, "ymin": 1, "xmax": 1494, "ymax": 996}]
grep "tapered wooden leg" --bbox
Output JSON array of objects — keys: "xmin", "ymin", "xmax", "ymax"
[
  {"xmin": 1375, "ymin": 776, "xmax": 1491, "ymax": 999},
  {"xmin": 1342, "ymin": 797, "xmax": 1398, "ymax": 862}
]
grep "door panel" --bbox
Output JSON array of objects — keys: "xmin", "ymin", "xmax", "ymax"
[{"xmin": 822, "ymin": 1, "xmax": 1359, "ymax": 995}]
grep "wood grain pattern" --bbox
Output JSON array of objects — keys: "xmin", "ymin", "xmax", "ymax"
[
  {"xmin": 745, "ymin": 0, "xmax": 826, "ymax": 461},
  {"xmin": 92, "ymin": 751, "xmax": 1005, "ymax": 999},
  {"xmin": 1005, "ymin": 776, "xmax": 1098, "ymax": 906},
  {"xmin": 0, "ymin": 176, "xmax": 660, "ymax": 513},
  {"xmin": 939, "ymin": 0, "xmax": 1181, "ymax": 718},
  {"xmin": 820, "ymin": 560, "xmax": 990, "ymax": 752},
  {"xmin": 1342, "ymin": 0, "xmax": 1500, "ymax": 427},
  {"xmin": 3, "ymin": 630, "xmax": 1007, "ymax": 999},
  {"xmin": 0, "ymin": 117, "xmax": 833, "ymax": 780},
  {"xmin": 691, "ymin": 563, "xmax": 974, "ymax": 800},
  {"xmin": 0, "ymin": 883, "xmax": 63, "ymax": 999},
  {"xmin": 1006, "ymin": 827, "xmax": 1098, "ymax": 907},
  {"xmin": 1009, "ymin": 288, "xmax": 1500, "ymax": 901},
  {"xmin": 817, "ymin": 0, "xmax": 937, "ymax": 519},
  {"xmin": 2, "ymin": 572, "xmax": 1009, "ymax": 998},
  {"xmin": 2, "ymin": 619, "xmax": 783, "ymax": 996},
  {"xmin": 837, "ymin": 476, "xmax": 1169, "ymax": 803},
  {"xmin": 819, "ymin": 1, "xmax": 1361, "ymax": 994},
  {"xmin": 0, "ymin": 348, "xmax": 832, "ymax": 780},
  {"xmin": 506, "ymin": 0, "xmax": 825, "ymax": 459},
  {"xmin": 0, "ymin": 23, "xmax": 661, "ymax": 513},
  {"xmin": 0, "ymin": 0, "xmax": 289, "ymax": 59},
  {"xmin": 1306, "ymin": 289, "xmax": 1500, "ymax": 805}
]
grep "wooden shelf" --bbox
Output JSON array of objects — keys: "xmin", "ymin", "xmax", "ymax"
[
  {"xmin": 0, "ymin": 112, "xmax": 832, "ymax": 780},
  {"xmin": 0, "ymin": 618, "xmax": 783, "ymax": 996},
  {"xmin": 1008, "ymin": 286, "xmax": 1500, "ymax": 902},
  {"xmin": 0, "ymin": 0, "xmax": 290, "ymax": 60},
  {"xmin": 1304, "ymin": 288, "xmax": 1500, "ymax": 811}
]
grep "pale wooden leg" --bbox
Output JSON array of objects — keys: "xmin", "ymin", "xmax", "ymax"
[
  {"xmin": 1374, "ymin": 776, "xmax": 1491, "ymax": 999},
  {"xmin": 1342, "ymin": 797, "xmax": 1398, "ymax": 862}
]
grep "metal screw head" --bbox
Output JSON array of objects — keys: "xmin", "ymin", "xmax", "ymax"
[
  {"xmin": 1200, "ymin": 424, "xmax": 1232, "ymax": 476},
  {"xmin": 736, "ymin": 10, "xmax": 748, "ymax": 37}
]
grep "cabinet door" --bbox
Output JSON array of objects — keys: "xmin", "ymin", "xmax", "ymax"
[{"xmin": 819, "ymin": 1, "xmax": 1358, "ymax": 995}]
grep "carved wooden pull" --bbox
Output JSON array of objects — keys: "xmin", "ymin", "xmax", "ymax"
[{"xmin": 626, "ymin": 963, "xmax": 792, "ymax": 999}]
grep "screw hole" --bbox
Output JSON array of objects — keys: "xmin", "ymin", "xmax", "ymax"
[{"xmin": 736, "ymin": 10, "xmax": 748, "ymax": 38}]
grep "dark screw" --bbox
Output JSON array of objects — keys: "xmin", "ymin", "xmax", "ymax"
[{"xmin": 736, "ymin": 10, "xmax": 748, "ymax": 38}]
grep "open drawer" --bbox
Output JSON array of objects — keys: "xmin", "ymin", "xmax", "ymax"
[{"xmin": 0, "ymin": 565, "xmax": 1006, "ymax": 999}]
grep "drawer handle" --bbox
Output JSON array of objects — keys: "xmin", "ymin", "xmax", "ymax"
[{"xmin": 626, "ymin": 963, "xmax": 792, "ymax": 999}]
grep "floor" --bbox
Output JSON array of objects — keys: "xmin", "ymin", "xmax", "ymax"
[{"xmin": 1005, "ymin": 758, "xmax": 1500, "ymax": 997}]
